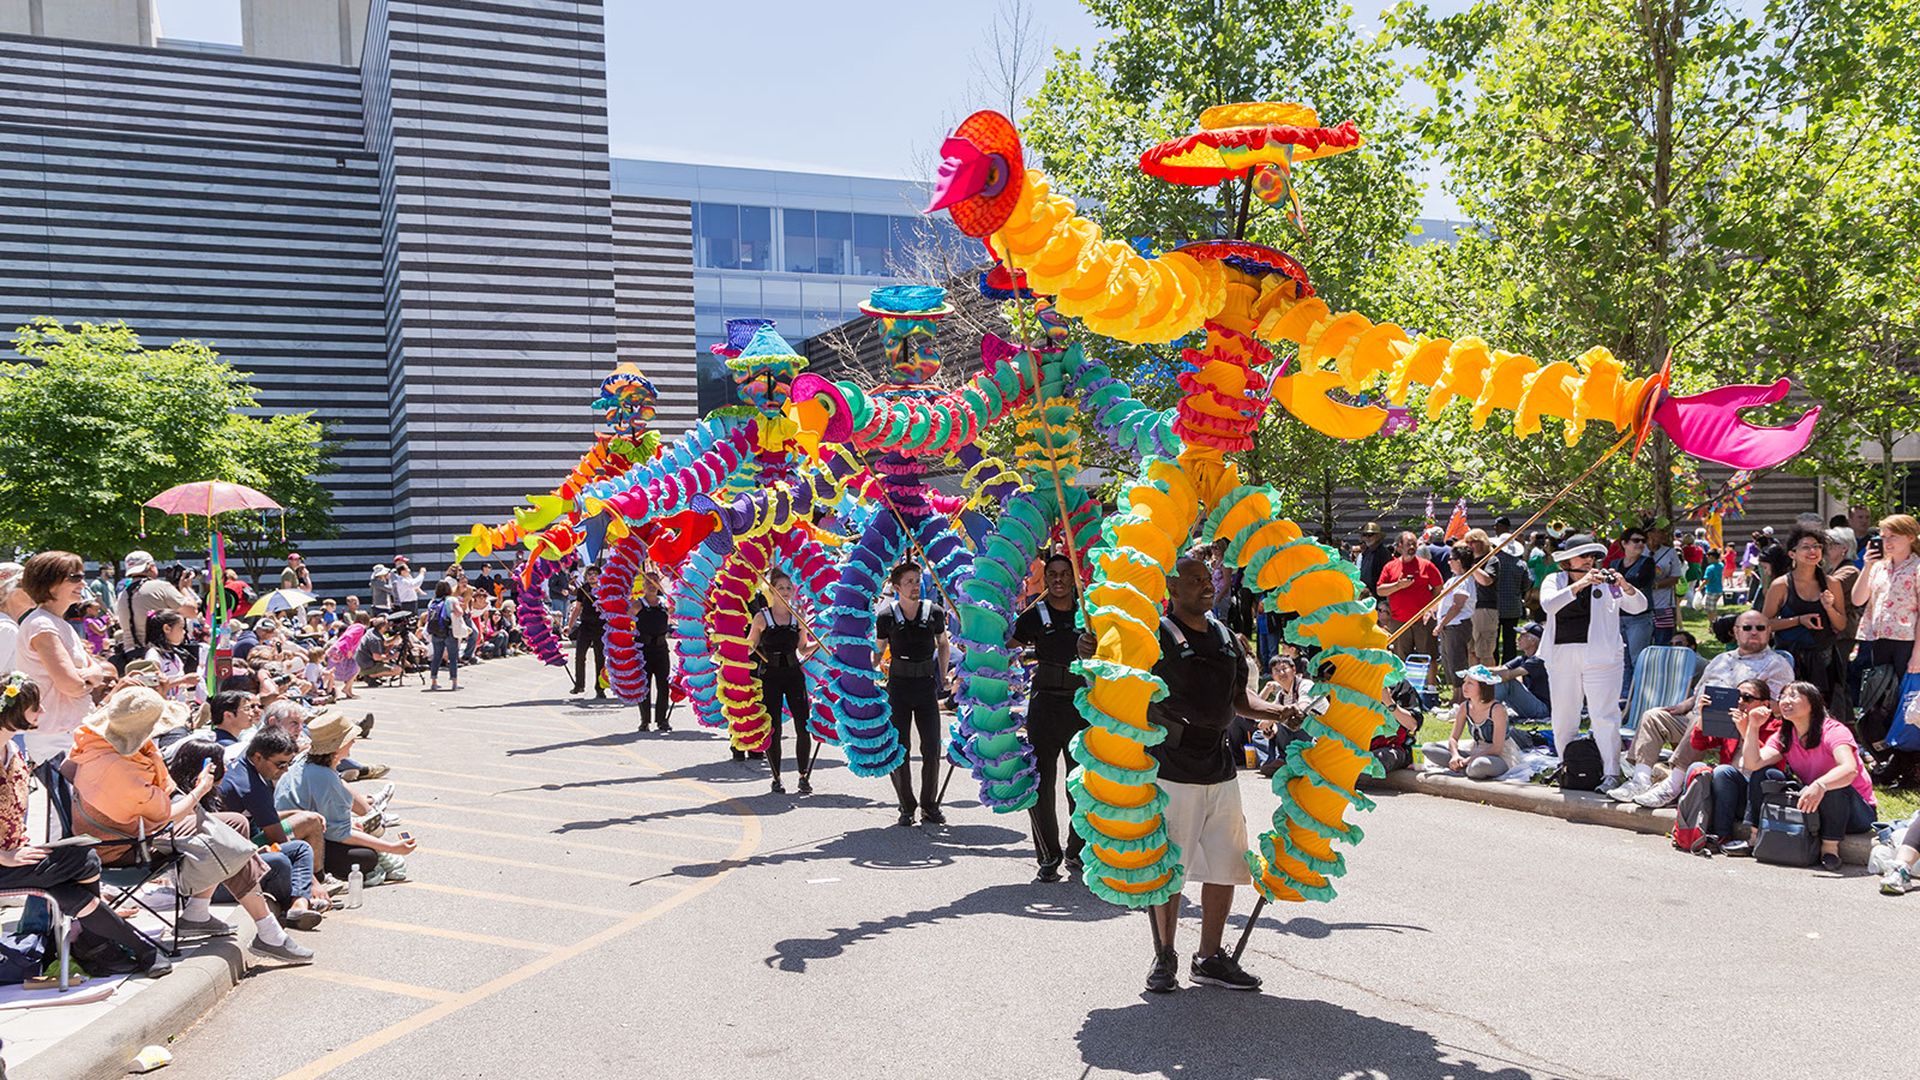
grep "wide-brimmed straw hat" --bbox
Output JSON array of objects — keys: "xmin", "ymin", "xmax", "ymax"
[
  {"xmin": 84, "ymin": 688, "xmax": 191, "ymax": 756},
  {"xmin": 305, "ymin": 711, "xmax": 356, "ymax": 756}
]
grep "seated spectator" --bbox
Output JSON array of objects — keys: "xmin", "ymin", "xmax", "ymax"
[
  {"xmin": 319, "ymin": 598, "xmax": 340, "ymax": 628},
  {"xmin": 141, "ymin": 612, "xmax": 200, "ymax": 702},
  {"xmin": 1610, "ymin": 611, "xmax": 1793, "ymax": 807},
  {"xmin": 1490, "ymin": 621, "xmax": 1551, "ymax": 720},
  {"xmin": 274, "ymin": 713, "xmax": 415, "ymax": 883},
  {"xmin": 1421, "ymin": 667, "xmax": 1515, "ymax": 780},
  {"xmin": 1368, "ymin": 679, "xmax": 1425, "ymax": 775},
  {"xmin": 1253, "ymin": 655, "xmax": 1327, "ymax": 776},
  {"xmin": 211, "ymin": 727, "xmax": 330, "ymax": 927},
  {"xmin": 0, "ymin": 675, "xmax": 171, "ymax": 978},
  {"xmin": 355, "ymin": 616, "xmax": 400, "ymax": 684},
  {"xmin": 1878, "ymin": 817, "xmax": 1919, "ymax": 896},
  {"xmin": 207, "ymin": 689, "xmax": 262, "ymax": 750},
  {"xmin": 1703, "ymin": 679, "xmax": 1784, "ymax": 854},
  {"xmin": 65, "ymin": 688, "xmax": 314, "ymax": 964},
  {"xmin": 1725, "ymin": 680, "xmax": 1874, "ymax": 870}
]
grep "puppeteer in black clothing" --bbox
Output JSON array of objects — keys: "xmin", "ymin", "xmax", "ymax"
[
  {"xmin": 1011, "ymin": 554, "xmax": 1087, "ymax": 881},
  {"xmin": 633, "ymin": 576, "xmax": 673, "ymax": 732},
  {"xmin": 876, "ymin": 562, "xmax": 949, "ymax": 826}
]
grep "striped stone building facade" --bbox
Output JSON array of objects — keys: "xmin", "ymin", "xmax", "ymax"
[{"xmin": 0, "ymin": 0, "xmax": 696, "ymax": 593}]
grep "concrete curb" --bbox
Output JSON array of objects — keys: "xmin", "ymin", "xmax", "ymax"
[
  {"xmin": 14, "ymin": 941, "xmax": 246, "ymax": 1080},
  {"xmin": 1369, "ymin": 768, "xmax": 1875, "ymax": 866}
]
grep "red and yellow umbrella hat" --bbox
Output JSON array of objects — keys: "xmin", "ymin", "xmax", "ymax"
[{"xmin": 1139, "ymin": 102, "xmax": 1362, "ymax": 185}]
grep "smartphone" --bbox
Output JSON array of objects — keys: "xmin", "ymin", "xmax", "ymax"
[
  {"xmin": 1867, "ymin": 536, "xmax": 1884, "ymax": 557},
  {"xmin": 398, "ymin": 831, "xmax": 414, "ymax": 843}
]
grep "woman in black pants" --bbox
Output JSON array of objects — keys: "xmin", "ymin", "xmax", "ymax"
[
  {"xmin": 1010, "ymin": 554, "xmax": 1086, "ymax": 881},
  {"xmin": 634, "ymin": 573, "xmax": 674, "ymax": 732},
  {"xmin": 749, "ymin": 571, "xmax": 818, "ymax": 795},
  {"xmin": 877, "ymin": 562, "xmax": 950, "ymax": 827}
]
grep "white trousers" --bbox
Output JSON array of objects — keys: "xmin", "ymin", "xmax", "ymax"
[{"xmin": 1546, "ymin": 650, "xmax": 1624, "ymax": 777}]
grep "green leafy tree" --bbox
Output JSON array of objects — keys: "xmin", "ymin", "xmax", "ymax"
[
  {"xmin": 0, "ymin": 319, "xmax": 337, "ymax": 572},
  {"xmin": 1022, "ymin": 0, "xmax": 1425, "ymax": 514},
  {"xmin": 1393, "ymin": 0, "xmax": 1920, "ymax": 522}
]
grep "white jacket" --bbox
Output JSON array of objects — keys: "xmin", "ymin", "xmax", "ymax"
[{"xmin": 1538, "ymin": 570, "xmax": 1648, "ymax": 666}]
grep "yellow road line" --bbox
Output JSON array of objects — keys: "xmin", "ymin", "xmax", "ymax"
[
  {"xmin": 388, "ymin": 798, "xmax": 739, "ymax": 845},
  {"xmin": 346, "ymin": 917, "xmax": 559, "ymax": 954},
  {"xmin": 284, "ymin": 968, "xmax": 458, "ymax": 1003},
  {"xmin": 395, "ymin": 882, "xmax": 631, "ymax": 919},
  {"xmin": 402, "ymin": 820, "xmax": 698, "ymax": 863},
  {"xmin": 274, "ymin": 699, "xmax": 761, "ymax": 1080}
]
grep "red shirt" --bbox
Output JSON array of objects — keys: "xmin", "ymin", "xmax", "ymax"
[
  {"xmin": 1691, "ymin": 715, "xmax": 1781, "ymax": 765},
  {"xmin": 1377, "ymin": 556, "xmax": 1443, "ymax": 622}
]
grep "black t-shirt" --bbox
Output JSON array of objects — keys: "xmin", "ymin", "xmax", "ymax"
[
  {"xmin": 1553, "ymin": 582, "xmax": 1594, "ymax": 646},
  {"xmin": 1610, "ymin": 554, "xmax": 1657, "ymax": 595},
  {"xmin": 1474, "ymin": 559, "xmax": 1501, "ymax": 609},
  {"xmin": 1358, "ymin": 544, "xmax": 1390, "ymax": 598},
  {"xmin": 1148, "ymin": 614, "xmax": 1247, "ymax": 785},
  {"xmin": 573, "ymin": 586, "xmax": 604, "ymax": 640},
  {"xmin": 876, "ymin": 600, "xmax": 945, "ymax": 663},
  {"xmin": 1501, "ymin": 654, "xmax": 1549, "ymax": 700},
  {"xmin": 634, "ymin": 600, "xmax": 670, "ymax": 643},
  {"xmin": 1012, "ymin": 600, "xmax": 1084, "ymax": 694}
]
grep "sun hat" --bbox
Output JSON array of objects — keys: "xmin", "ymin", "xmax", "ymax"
[
  {"xmin": 84, "ymin": 688, "xmax": 190, "ymax": 756},
  {"xmin": 1456, "ymin": 665, "xmax": 1502, "ymax": 685},
  {"xmin": 1553, "ymin": 534, "xmax": 1608, "ymax": 562},
  {"xmin": 1359, "ymin": 522, "xmax": 1382, "ymax": 537},
  {"xmin": 123, "ymin": 550, "xmax": 156, "ymax": 575},
  {"xmin": 371, "ymin": 564, "xmax": 390, "ymax": 576},
  {"xmin": 305, "ymin": 711, "xmax": 356, "ymax": 756}
]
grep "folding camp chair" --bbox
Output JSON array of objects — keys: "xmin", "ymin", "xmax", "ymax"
[
  {"xmin": 1400, "ymin": 653, "xmax": 1442, "ymax": 709},
  {"xmin": 42, "ymin": 755, "xmax": 189, "ymax": 957},
  {"xmin": 1621, "ymin": 645, "xmax": 1703, "ymax": 743}
]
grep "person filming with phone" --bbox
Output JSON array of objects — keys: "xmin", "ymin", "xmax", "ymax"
[{"xmin": 1761, "ymin": 527, "xmax": 1847, "ymax": 709}]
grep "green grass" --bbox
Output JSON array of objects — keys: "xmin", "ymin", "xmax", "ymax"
[{"xmin": 1407, "ymin": 599, "xmax": 1920, "ymax": 821}]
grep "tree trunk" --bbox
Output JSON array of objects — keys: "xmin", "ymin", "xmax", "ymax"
[{"xmin": 1644, "ymin": 0, "xmax": 1681, "ymax": 526}]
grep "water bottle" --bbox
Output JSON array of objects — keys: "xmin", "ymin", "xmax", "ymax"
[{"xmin": 346, "ymin": 867, "xmax": 364, "ymax": 909}]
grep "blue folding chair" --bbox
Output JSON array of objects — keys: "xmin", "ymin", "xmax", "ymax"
[
  {"xmin": 1400, "ymin": 653, "xmax": 1441, "ymax": 709},
  {"xmin": 1621, "ymin": 645, "xmax": 1703, "ymax": 742}
]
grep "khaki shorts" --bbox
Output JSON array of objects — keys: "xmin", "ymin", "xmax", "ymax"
[{"xmin": 1162, "ymin": 777, "xmax": 1252, "ymax": 887}]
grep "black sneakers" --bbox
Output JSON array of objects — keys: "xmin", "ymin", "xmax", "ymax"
[
  {"xmin": 921, "ymin": 808, "xmax": 948, "ymax": 826},
  {"xmin": 896, "ymin": 810, "xmax": 916, "ymax": 827},
  {"xmin": 771, "ymin": 779, "xmax": 786, "ymax": 794},
  {"xmin": 1035, "ymin": 862, "xmax": 1064, "ymax": 883},
  {"xmin": 1190, "ymin": 950, "xmax": 1262, "ymax": 991},
  {"xmin": 1145, "ymin": 947, "xmax": 1179, "ymax": 994},
  {"xmin": 797, "ymin": 775, "xmax": 813, "ymax": 795},
  {"xmin": 1063, "ymin": 856, "xmax": 1084, "ymax": 876}
]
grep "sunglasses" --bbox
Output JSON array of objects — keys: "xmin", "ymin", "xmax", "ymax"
[
  {"xmin": 62, "ymin": 571, "xmax": 87, "ymax": 582},
  {"xmin": 1738, "ymin": 691, "xmax": 1764, "ymax": 703},
  {"xmin": 1736, "ymin": 624, "xmax": 1767, "ymax": 632}
]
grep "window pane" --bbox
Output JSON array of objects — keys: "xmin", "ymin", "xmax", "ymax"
[
  {"xmin": 741, "ymin": 206, "xmax": 772, "ymax": 271},
  {"xmin": 696, "ymin": 202, "xmax": 739, "ymax": 270},
  {"xmin": 889, "ymin": 216, "xmax": 919, "ymax": 275},
  {"xmin": 816, "ymin": 211, "xmax": 851, "ymax": 275},
  {"xmin": 783, "ymin": 208, "xmax": 815, "ymax": 273},
  {"xmin": 853, "ymin": 213, "xmax": 890, "ymax": 276}
]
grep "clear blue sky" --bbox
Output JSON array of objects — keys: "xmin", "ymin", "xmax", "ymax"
[{"xmin": 153, "ymin": 0, "xmax": 1461, "ymax": 216}]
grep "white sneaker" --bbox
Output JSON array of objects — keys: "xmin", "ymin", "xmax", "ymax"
[
  {"xmin": 1880, "ymin": 865, "xmax": 1912, "ymax": 896},
  {"xmin": 1634, "ymin": 774, "xmax": 1682, "ymax": 808},
  {"xmin": 1607, "ymin": 778, "xmax": 1651, "ymax": 803}
]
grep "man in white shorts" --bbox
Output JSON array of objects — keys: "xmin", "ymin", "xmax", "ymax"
[{"xmin": 1136, "ymin": 554, "xmax": 1296, "ymax": 994}]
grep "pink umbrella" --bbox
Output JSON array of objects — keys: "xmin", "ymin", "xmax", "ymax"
[{"xmin": 145, "ymin": 480, "xmax": 281, "ymax": 518}]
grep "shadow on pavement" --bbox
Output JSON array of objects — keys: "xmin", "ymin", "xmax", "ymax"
[
  {"xmin": 1228, "ymin": 912, "xmax": 1430, "ymax": 940},
  {"xmin": 504, "ymin": 730, "xmax": 653, "ymax": 756},
  {"xmin": 655, "ymin": 821, "xmax": 1029, "ymax": 880},
  {"xmin": 1077, "ymin": 995, "xmax": 1568, "ymax": 1079},
  {"xmin": 765, "ymin": 878, "xmax": 1128, "ymax": 973}
]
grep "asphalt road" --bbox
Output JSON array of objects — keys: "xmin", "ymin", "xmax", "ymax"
[{"xmin": 164, "ymin": 654, "xmax": 1905, "ymax": 1080}]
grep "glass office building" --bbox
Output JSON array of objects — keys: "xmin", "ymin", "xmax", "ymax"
[{"xmin": 613, "ymin": 160, "xmax": 972, "ymax": 411}]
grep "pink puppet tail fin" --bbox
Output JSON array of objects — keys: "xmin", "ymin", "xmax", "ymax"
[{"xmin": 1651, "ymin": 378, "xmax": 1819, "ymax": 471}]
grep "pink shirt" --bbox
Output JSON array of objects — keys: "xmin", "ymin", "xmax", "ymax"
[{"xmin": 1771, "ymin": 717, "xmax": 1876, "ymax": 807}]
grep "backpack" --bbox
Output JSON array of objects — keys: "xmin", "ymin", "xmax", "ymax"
[
  {"xmin": 1859, "ymin": 663, "xmax": 1902, "ymax": 745},
  {"xmin": 1670, "ymin": 763, "xmax": 1717, "ymax": 853},
  {"xmin": 1556, "ymin": 736, "xmax": 1605, "ymax": 791},
  {"xmin": 427, "ymin": 599, "xmax": 452, "ymax": 637}
]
